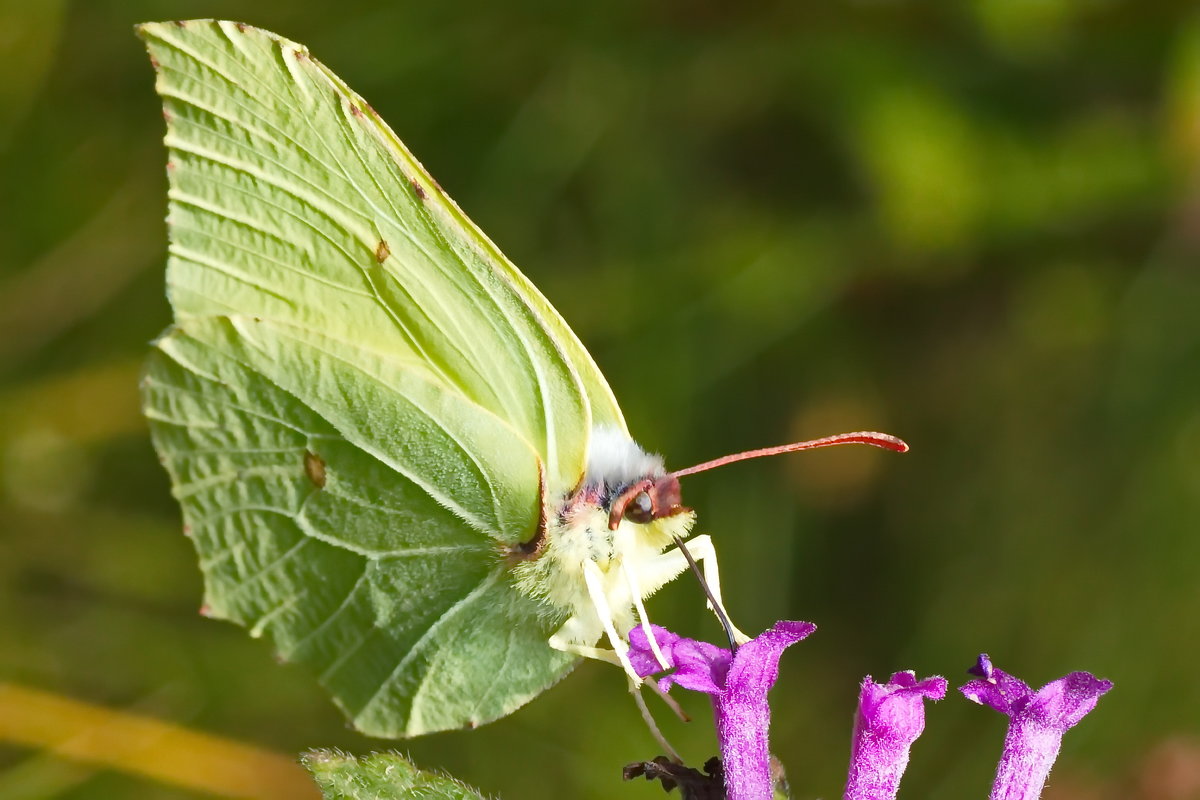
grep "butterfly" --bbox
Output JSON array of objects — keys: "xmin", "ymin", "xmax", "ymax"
[{"xmin": 138, "ymin": 20, "xmax": 907, "ymax": 738}]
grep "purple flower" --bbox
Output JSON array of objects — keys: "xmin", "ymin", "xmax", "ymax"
[
  {"xmin": 960, "ymin": 654, "xmax": 1114, "ymax": 800},
  {"xmin": 843, "ymin": 671, "xmax": 947, "ymax": 800},
  {"xmin": 629, "ymin": 621, "xmax": 816, "ymax": 800}
]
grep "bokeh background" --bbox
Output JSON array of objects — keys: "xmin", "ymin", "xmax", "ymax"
[{"xmin": 3, "ymin": 1, "xmax": 1200, "ymax": 798}]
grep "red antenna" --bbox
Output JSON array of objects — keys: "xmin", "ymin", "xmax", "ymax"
[{"xmin": 670, "ymin": 431, "xmax": 909, "ymax": 479}]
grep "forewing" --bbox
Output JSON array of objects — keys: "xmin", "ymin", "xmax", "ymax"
[
  {"xmin": 311, "ymin": 52, "xmax": 627, "ymax": 436},
  {"xmin": 143, "ymin": 318, "xmax": 575, "ymax": 736},
  {"xmin": 139, "ymin": 19, "xmax": 622, "ymax": 490}
]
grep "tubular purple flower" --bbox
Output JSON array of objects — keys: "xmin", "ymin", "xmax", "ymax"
[
  {"xmin": 843, "ymin": 671, "xmax": 947, "ymax": 800},
  {"xmin": 629, "ymin": 621, "xmax": 816, "ymax": 800},
  {"xmin": 960, "ymin": 654, "xmax": 1114, "ymax": 800}
]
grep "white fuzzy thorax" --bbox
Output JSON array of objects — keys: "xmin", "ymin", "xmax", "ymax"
[
  {"xmin": 513, "ymin": 426, "xmax": 746, "ymax": 682},
  {"xmin": 584, "ymin": 425, "xmax": 664, "ymax": 488}
]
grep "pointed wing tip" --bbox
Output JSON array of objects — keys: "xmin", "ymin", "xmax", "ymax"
[
  {"xmin": 133, "ymin": 21, "xmax": 163, "ymax": 50},
  {"xmin": 135, "ymin": 19, "xmax": 264, "ymax": 44},
  {"xmin": 134, "ymin": 19, "xmax": 198, "ymax": 40},
  {"xmin": 135, "ymin": 20, "xmax": 190, "ymax": 59},
  {"xmin": 137, "ymin": 21, "xmax": 309, "ymax": 76}
]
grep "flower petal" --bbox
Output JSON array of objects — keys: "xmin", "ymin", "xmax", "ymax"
[
  {"xmin": 726, "ymin": 621, "xmax": 817, "ymax": 698},
  {"xmin": 961, "ymin": 654, "xmax": 1034, "ymax": 716},
  {"xmin": 844, "ymin": 671, "xmax": 947, "ymax": 800},
  {"xmin": 627, "ymin": 621, "xmax": 815, "ymax": 800},
  {"xmin": 661, "ymin": 638, "xmax": 730, "ymax": 695},
  {"xmin": 1026, "ymin": 672, "xmax": 1114, "ymax": 731},
  {"xmin": 628, "ymin": 624, "xmax": 682, "ymax": 678},
  {"xmin": 959, "ymin": 655, "xmax": 1113, "ymax": 800},
  {"xmin": 717, "ymin": 621, "xmax": 815, "ymax": 800}
]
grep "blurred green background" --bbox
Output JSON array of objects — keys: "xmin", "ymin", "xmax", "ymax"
[{"xmin": 3, "ymin": 1, "xmax": 1200, "ymax": 798}]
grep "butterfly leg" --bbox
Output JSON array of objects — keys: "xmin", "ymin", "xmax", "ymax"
[
  {"xmin": 638, "ymin": 534, "xmax": 753, "ymax": 644},
  {"xmin": 621, "ymin": 559, "xmax": 669, "ymax": 670},
  {"xmin": 548, "ymin": 608, "xmax": 625, "ymax": 666},
  {"xmin": 629, "ymin": 674, "xmax": 683, "ymax": 762},
  {"xmin": 548, "ymin": 559, "xmax": 642, "ymax": 682},
  {"xmin": 547, "ymin": 634, "xmax": 623, "ymax": 666}
]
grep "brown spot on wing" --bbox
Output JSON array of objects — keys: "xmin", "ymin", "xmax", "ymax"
[
  {"xmin": 349, "ymin": 104, "xmax": 364, "ymax": 118},
  {"xmin": 374, "ymin": 240, "xmax": 390, "ymax": 263},
  {"xmin": 235, "ymin": 22, "xmax": 248, "ymax": 32},
  {"xmin": 304, "ymin": 450, "xmax": 327, "ymax": 489},
  {"xmin": 410, "ymin": 178, "xmax": 427, "ymax": 200}
]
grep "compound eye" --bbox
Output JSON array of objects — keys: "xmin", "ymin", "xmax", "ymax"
[{"xmin": 624, "ymin": 490, "xmax": 654, "ymax": 523}]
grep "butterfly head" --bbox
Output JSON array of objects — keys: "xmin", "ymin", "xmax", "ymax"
[
  {"xmin": 580, "ymin": 426, "xmax": 692, "ymax": 532},
  {"xmin": 606, "ymin": 474, "xmax": 685, "ymax": 530}
]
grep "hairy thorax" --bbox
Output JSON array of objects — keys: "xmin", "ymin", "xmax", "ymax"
[{"xmin": 510, "ymin": 428, "xmax": 697, "ymax": 644}]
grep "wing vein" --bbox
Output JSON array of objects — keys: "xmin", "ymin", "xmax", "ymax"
[{"xmin": 362, "ymin": 568, "xmax": 502, "ymax": 723}]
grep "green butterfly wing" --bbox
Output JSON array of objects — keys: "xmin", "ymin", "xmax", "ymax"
[{"xmin": 138, "ymin": 19, "xmax": 624, "ymax": 736}]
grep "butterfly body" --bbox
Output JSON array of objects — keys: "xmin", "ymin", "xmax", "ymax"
[
  {"xmin": 513, "ymin": 428, "xmax": 699, "ymax": 651},
  {"xmin": 506, "ymin": 427, "xmax": 721, "ymax": 676}
]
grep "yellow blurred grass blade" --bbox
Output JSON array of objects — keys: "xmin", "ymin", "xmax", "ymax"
[{"xmin": 0, "ymin": 682, "xmax": 320, "ymax": 799}]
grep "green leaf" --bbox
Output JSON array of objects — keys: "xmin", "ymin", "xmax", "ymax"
[
  {"xmin": 302, "ymin": 750, "xmax": 490, "ymax": 800},
  {"xmin": 136, "ymin": 19, "xmax": 622, "ymax": 736}
]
